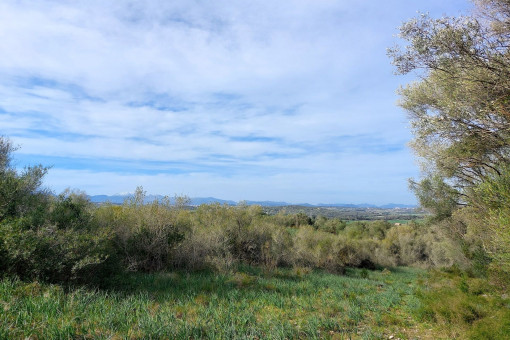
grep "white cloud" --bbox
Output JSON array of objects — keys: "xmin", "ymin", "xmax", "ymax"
[{"xmin": 1, "ymin": 0, "xmax": 472, "ymax": 204}]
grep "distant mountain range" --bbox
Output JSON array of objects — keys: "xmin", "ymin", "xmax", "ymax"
[{"xmin": 88, "ymin": 194, "xmax": 416, "ymax": 209}]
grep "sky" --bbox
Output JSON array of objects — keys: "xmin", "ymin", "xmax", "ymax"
[{"xmin": 1, "ymin": 0, "xmax": 472, "ymax": 205}]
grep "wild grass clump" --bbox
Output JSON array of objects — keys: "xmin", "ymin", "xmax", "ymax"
[{"xmin": 412, "ymin": 269, "xmax": 510, "ymax": 339}]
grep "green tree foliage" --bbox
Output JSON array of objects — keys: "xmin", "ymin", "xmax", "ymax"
[
  {"xmin": 0, "ymin": 137, "xmax": 115, "ymax": 283},
  {"xmin": 473, "ymin": 165, "xmax": 510, "ymax": 284},
  {"xmin": 389, "ymin": 0, "xmax": 510, "ymax": 282},
  {"xmin": 409, "ymin": 175, "xmax": 461, "ymax": 220},
  {"xmin": 0, "ymin": 137, "xmax": 49, "ymax": 222},
  {"xmin": 389, "ymin": 0, "xmax": 510, "ymax": 201},
  {"xmin": 314, "ymin": 216, "xmax": 347, "ymax": 234}
]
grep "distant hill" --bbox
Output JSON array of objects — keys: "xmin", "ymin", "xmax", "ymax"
[
  {"xmin": 379, "ymin": 203, "xmax": 416, "ymax": 209},
  {"xmin": 88, "ymin": 194, "xmax": 416, "ymax": 208},
  {"xmin": 88, "ymin": 194, "xmax": 235, "ymax": 205}
]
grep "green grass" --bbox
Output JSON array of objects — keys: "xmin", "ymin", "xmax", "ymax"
[
  {"xmin": 1, "ymin": 267, "xmax": 508, "ymax": 339},
  {"xmin": 411, "ymin": 270, "xmax": 510, "ymax": 339},
  {"xmin": 0, "ymin": 267, "xmax": 428, "ymax": 339}
]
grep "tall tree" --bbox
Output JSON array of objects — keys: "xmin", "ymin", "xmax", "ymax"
[
  {"xmin": 390, "ymin": 0, "xmax": 510, "ymax": 283},
  {"xmin": 388, "ymin": 0, "xmax": 510, "ymax": 210}
]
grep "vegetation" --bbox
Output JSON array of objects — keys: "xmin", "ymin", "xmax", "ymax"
[
  {"xmin": 0, "ymin": 267, "xmax": 463, "ymax": 339},
  {"xmin": 1, "ymin": 1, "xmax": 510, "ymax": 338},
  {"xmin": 412, "ymin": 269, "xmax": 510, "ymax": 339},
  {"xmin": 262, "ymin": 205, "xmax": 426, "ymax": 221},
  {"xmin": 389, "ymin": 0, "xmax": 510, "ymax": 287},
  {"xmin": 2, "ymin": 266, "xmax": 508, "ymax": 339},
  {"xmin": 1, "ymin": 135, "xmax": 509, "ymax": 338}
]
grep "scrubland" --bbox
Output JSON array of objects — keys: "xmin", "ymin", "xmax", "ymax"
[{"xmin": 1, "ymin": 185, "xmax": 508, "ymax": 339}]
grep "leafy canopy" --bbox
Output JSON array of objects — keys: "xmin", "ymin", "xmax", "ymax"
[
  {"xmin": 0, "ymin": 137, "xmax": 48, "ymax": 222},
  {"xmin": 388, "ymin": 0, "xmax": 510, "ymax": 210}
]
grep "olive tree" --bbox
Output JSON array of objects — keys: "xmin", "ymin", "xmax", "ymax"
[
  {"xmin": 389, "ymin": 0, "xmax": 510, "ymax": 281},
  {"xmin": 389, "ymin": 0, "xmax": 510, "ymax": 207}
]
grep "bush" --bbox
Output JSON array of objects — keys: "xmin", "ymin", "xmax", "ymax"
[
  {"xmin": 0, "ymin": 137, "xmax": 49, "ymax": 224},
  {"xmin": 97, "ymin": 187, "xmax": 186, "ymax": 272},
  {"xmin": 292, "ymin": 226, "xmax": 345, "ymax": 273},
  {"xmin": 474, "ymin": 166, "xmax": 510, "ymax": 288},
  {"xmin": 0, "ymin": 138, "xmax": 119, "ymax": 284},
  {"xmin": 172, "ymin": 204, "xmax": 293, "ymax": 272},
  {"xmin": 0, "ymin": 191, "xmax": 116, "ymax": 284},
  {"xmin": 314, "ymin": 216, "xmax": 346, "ymax": 234}
]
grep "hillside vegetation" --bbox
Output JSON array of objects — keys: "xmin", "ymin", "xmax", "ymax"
[
  {"xmin": 1, "ymin": 135, "xmax": 510, "ymax": 338},
  {"xmin": 0, "ymin": 147, "xmax": 467, "ymax": 285},
  {"xmin": 2, "ymin": 0, "xmax": 510, "ymax": 338}
]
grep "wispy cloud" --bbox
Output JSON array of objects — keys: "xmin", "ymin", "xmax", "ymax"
[{"xmin": 0, "ymin": 0, "xmax": 471, "ymax": 204}]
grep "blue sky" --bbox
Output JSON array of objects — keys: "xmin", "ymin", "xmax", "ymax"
[{"xmin": 1, "ymin": 0, "xmax": 471, "ymax": 205}]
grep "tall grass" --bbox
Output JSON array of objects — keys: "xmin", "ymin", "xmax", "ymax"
[
  {"xmin": 411, "ymin": 270, "xmax": 510, "ymax": 339},
  {"xmin": 0, "ymin": 267, "xmax": 426, "ymax": 339}
]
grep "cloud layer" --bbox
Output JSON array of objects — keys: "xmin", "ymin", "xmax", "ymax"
[{"xmin": 0, "ymin": 0, "xmax": 471, "ymax": 204}]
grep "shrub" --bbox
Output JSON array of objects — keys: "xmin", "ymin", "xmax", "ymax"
[
  {"xmin": 380, "ymin": 225, "xmax": 430, "ymax": 266},
  {"xmin": 0, "ymin": 191, "xmax": 116, "ymax": 284},
  {"xmin": 314, "ymin": 216, "xmax": 346, "ymax": 234},
  {"xmin": 474, "ymin": 166, "xmax": 510, "ymax": 288},
  {"xmin": 98, "ymin": 187, "xmax": 186, "ymax": 272},
  {"xmin": 173, "ymin": 222, "xmax": 234, "ymax": 272},
  {"xmin": 265, "ymin": 223, "xmax": 294, "ymax": 268},
  {"xmin": 343, "ymin": 222, "xmax": 368, "ymax": 239},
  {"xmin": 366, "ymin": 220, "xmax": 392, "ymax": 240},
  {"xmin": 292, "ymin": 226, "xmax": 345, "ymax": 273},
  {"xmin": 49, "ymin": 189, "xmax": 93, "ymax": 230},
  {"xmin": 172, "ymin": 204, "xmax": 293, "ymax": 272}
]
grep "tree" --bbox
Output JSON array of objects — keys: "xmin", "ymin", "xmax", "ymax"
[
  {"xmin": 389, "ymin": 0, "xmax": 510, "ymax": 206},
  {"xmin": 0, "ymin": 137, "xmax": 49, "ymax": 222},
  {"xmin": 0, "ymin": 137, "xmax": 116, "ymax": 283},
  {"xmin": 389, "ymin": 0, "xmax": 510, "ymax": 282}
]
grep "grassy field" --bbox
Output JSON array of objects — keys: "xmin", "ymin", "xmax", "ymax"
[
  {"xmin": 1, "ymin": 266, "xmax": 508, "ymax": 339},
  {"xmin": 0, "ymin": 267, "xmax": 424, "ymax": 339}
]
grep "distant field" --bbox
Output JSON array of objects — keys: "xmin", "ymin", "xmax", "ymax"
[
  {"xmin": 263, "ymin": 206, "xmax": 429, "ymax": 221},
  {"xmin": 345, "ymin": 219, "xmax": 426, "ymax": 225},
  {"xmin": 386, "ymin": 219, "xmax": 426, "ymax": 224}
]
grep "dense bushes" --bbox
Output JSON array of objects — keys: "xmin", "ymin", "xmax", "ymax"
[
  {"xmin": 0, "ymin": 137, "xmax": 115, "ymax": 284},
  {"xmin": 0, "ymin": 162, "xmax": 465, "ymax": 285},
  {"xmin": 92, "ymin": 199, "xmax": 453, "ymax": 276},
  {"xmin": 95, "ymin": 187, "xmax": 186, "ymax": 272},
  {"xmin": 0, "ymin": 191, "xmax": 116, "ymax": 284},
  {"xmin": 0, "ymin": 135, "xmax": 480, "ymax": 286},
  {"xmin": 0, "ymin": 185, "xmax": 475, "ymax": 285}
]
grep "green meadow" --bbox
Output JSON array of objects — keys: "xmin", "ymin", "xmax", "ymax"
[
  {"xmin": 2, "ymin": 266, "xmax": 509, "ymax": 339},
  {"xmin": 0, "ymin": 267, "xmax": 426, "ymax": 339}
]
